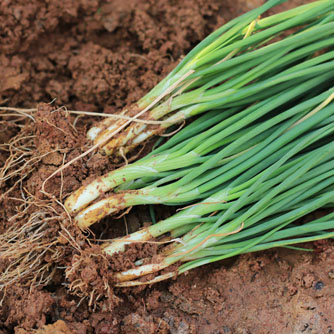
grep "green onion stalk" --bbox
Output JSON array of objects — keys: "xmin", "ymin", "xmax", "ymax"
[{"xmin": 86, "ymin": 0, "xmax": 334, "ymax": 157}]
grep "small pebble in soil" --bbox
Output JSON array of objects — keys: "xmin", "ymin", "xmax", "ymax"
[
  {"xmin": 328, "ymin": 270, "xmax": 334, "ymax": 279},
  {"xmin": 314, "ymin": 281, "xmax": 325, "ymax": 290},
  {"xmin": 223, "ymin": 326, "xmax": 231, "ymax": 333}
]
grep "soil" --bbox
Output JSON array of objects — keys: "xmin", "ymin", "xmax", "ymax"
[{"xmin": 1, "ymin": 0, "xmax": 334, "ymax": 333}]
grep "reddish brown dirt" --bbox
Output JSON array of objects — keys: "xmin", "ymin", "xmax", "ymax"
[{"xmin": 1, "ymin": 0, "xmax": 334, "ymax": 333}]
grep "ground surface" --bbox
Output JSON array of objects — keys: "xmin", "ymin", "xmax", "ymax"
[{"xmin": 1, "ymin": 0, "xmax": 334, "ymax": 333}]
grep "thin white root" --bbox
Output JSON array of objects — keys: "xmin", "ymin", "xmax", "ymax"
[{"xmin": 0, "ymin": 106, "xmax": 175, "ymax": 126}]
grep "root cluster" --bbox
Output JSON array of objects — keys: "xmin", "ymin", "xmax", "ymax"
[{"xmin": 0, "ymin": 106, "xmax": 80, "ymax": 295}]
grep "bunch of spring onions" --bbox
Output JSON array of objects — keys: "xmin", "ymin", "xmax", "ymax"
[{"xmin": 64, "ymin": 0, "xmax": 334, "ymax": 285}]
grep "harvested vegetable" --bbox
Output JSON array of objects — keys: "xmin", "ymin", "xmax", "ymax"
[{"xmin": 64, "ymin": 0, "xmax": 334, "ymax": 285}]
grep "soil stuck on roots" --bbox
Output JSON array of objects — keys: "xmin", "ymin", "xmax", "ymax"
[{"xmin": 1, "ymin": 0, "xmax": 334, "ymax": 333}]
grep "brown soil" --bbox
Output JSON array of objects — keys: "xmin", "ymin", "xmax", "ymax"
[{"xmin": 1, "ymin": 0, "xmax": 334, "ymax": 333}]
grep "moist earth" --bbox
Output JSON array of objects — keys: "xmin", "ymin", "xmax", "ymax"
[{"xmin": 1, "ymin": 0, "xmax": 334, "ymax": 333}]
